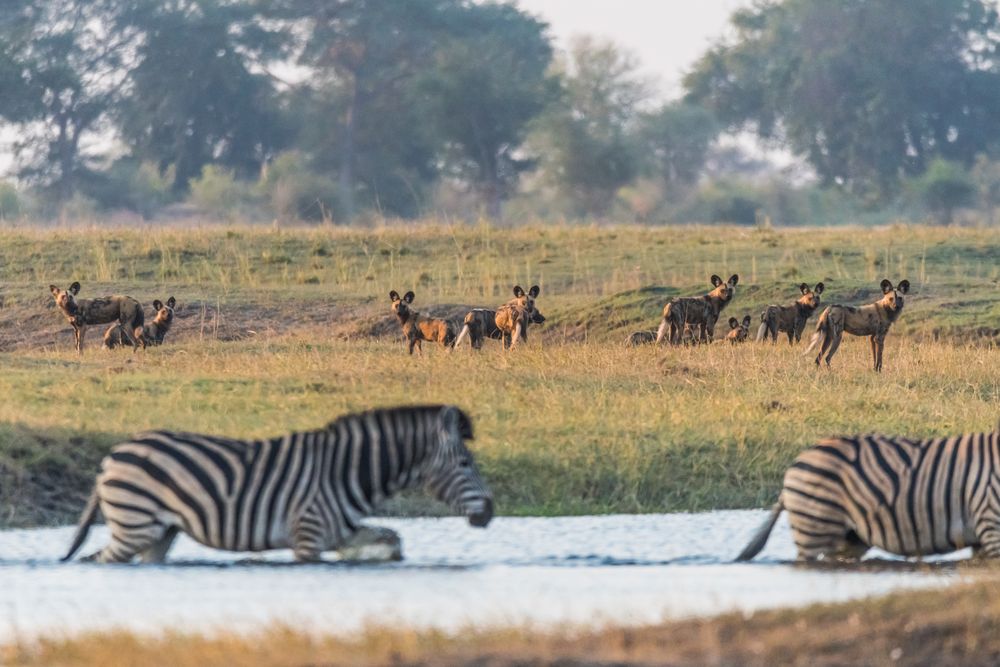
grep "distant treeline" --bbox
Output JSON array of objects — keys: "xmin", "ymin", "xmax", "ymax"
[{"xmin": 3, "ymin": 0, "xmax": 1000, "ymax": 225}]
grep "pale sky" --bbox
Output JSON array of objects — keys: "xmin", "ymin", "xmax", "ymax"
[{"xmin": 517, "ymin": 0, "xmax": 751, "ymax": 98}]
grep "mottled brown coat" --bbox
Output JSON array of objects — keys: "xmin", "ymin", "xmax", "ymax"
[
  {"xmin": 756, "ymin": 282, "xmax": 825, "ymax": 344},
  {"xmin": 656, "ymin": 274, "xmax": 739, "ymax": 345},
  {"xmin": 389, "ymin": 290, "xmax": 456, "ymax": 355},
  {"xmin": 454, "ymin": 306, "xmax": 545, "ymax": 350},
  {"xmin": 805, "ymin": 279, "xmax": 910, "ymax": 372},
  {"xmin": 104, "ymin": 297, "xmax": 176, "ymax": 349},
  {"xmin": 50, "ymin": 282, "xmax": 145, "ymax": 353},
  {"xmin": 494, "ymin": 285, "xmax": 545, "ymax": 350},
  {"xmin": 725, "ymin": 315, "xmax": 753, "ymax": 344}
]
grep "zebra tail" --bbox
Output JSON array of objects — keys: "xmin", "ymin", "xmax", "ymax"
[
  {"xmin": 735, "ymin": 499, "xmax": 784, "ymax": 562},
  {"xmin": 61, "ymin": 488, "xmax": 100, "ymax": 562}
]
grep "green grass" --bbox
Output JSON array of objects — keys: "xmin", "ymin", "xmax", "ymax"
[{"xmin": 1, "ymin": 221, "xmax": 999, "ymax": 525}]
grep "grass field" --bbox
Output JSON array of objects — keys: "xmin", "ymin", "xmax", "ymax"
[
  {"xmin": 0, "ymin": 221, "xmax": 999, "ymax": 525},
  {"xmin": 7, "ymin": 575, "xmax": 1000, "ymax": 666}
]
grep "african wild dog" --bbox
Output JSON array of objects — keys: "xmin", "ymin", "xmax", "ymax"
[
  {"xmin": 655, "ymin": 274, "xmax": 739, "ymax": 345},
  {"xmin": 804, "ymin": 279, "xmax": 910, "ymax": 372},
  {"xmin": 624, "ymin": 330, "xmax": 656, "ymax": 347},
  {"xmin": 725, "ymin": 315, "xmax": 753, "ymax": 343},
  {"xmin": 756, "ymin": 282, "xmax": 825, "ymax": 344},
  {"xmin": 50, "ymin": 282, "xmax": 145, "ymax": 353},
  {"xmin": 104, "ymin": 297, "xmax": 176, "ymax": 349},
  {"xmin": 389, "ymin": 290, "xmax": 456, "ymax": 355},
  {"xmin": 455, "ymin": 304, "xmax": 546, "ymax": 350},
  {"xmin": 494, "ymin": 285, "xmax": 544, "ymax": 350}
]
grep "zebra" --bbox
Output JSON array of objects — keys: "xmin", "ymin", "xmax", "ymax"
[
  {"xmin": 737, "ymin": 426, "xmax": 1000, "ymax": 562},
  {"xmin": 62, "ymin": 405, "xmax": 494, "ymax": 564}
]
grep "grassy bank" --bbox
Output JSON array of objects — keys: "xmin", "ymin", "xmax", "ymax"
[
  {"xmin": 7, "ymin": 577, "xmax": 1000, "ymax": 666},
  {"xmin": 0, "ymin": 222, "xmax": 999, "ymax": 524}
]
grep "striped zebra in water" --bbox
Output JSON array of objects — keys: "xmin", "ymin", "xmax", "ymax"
[
  {"xmin": 62, "ymin": 405, "xmax": 493, "ymax": 564},
  {"xmin": 737, "ymin": 426, "xmax": 1000, "ymax": 562}
]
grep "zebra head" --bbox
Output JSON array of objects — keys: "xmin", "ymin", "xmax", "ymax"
[{"xmin": 424, "ymin": 406, "xmax": 494, "ymax": 528}]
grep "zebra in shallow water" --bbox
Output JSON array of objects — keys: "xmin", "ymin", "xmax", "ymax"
[
  {"xmin": 737, "ymin": 427, "xmax": 1000, "ymax": 562},
  {"xmin": 62, "ymin": 405, "xmax": 494, "ymax": 564}
]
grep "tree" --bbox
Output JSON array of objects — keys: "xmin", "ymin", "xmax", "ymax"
[
  {"xmin": 638, "ymin": 102, "xmax": 718, "ymax": 193},
  {"xmin": 271, "ymin": 0, "xmax": 456, "ymax": 220},
  {"xmin": 418, "ymin": 2, "xmax": 555, "ymax": 219},
  {"xmin": 685, "ymin": 0, "xmax": 1000, "ymax": 201},
  {"xmin": 532, "ymin": 37, "xmax": 648, "ymax": 217},
  {"xmin": 0, "ymin": 0, "xmax": 136, "ymax": 204},
  {"xmin": 116, "ymin": 0, "xmax": 288, "ymax": 194}
]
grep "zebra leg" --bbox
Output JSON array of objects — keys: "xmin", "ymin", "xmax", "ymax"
[
  {"xmin": 138, "ymin": 526, "xmax": 180, "ymax": 564},
  {"xmin": 92, "ymin": 520, "xmax": 172, "ymax": 564},
  {"xmin": 973, "ymin": 519, "xmax": 1000, "ymax": 558},
  {"xmin": 291, "ymin": 514, "xmax": 327, "ymax": 562},
  {"xmin": 336, "ymin": 526, "xmax": 403, "ymax": 562}
]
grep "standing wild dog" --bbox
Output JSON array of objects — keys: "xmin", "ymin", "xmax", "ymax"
[
  {"xmin": 389, "ymin": 290, "xmax": 456, "ymax": 355},
  {"xmin": 454, "ymin": 306, "xmax": 546, "ymax": 350},
  {"xmin": 804, "ymin": 278, "xmax": 910, "ymax": 372},
  {"xmin": 756, "ymin": 282, "xmax": 825, "ymax": 344},
  {"xmin": 725, "ymin": 315, "xmax": 753, "ymax": 343},
  {"xmin": 655, "ymin": 274, "xmax": 739, "ymax": 345},
  {"xmin": 50, "ymin": 282, "xmax": 145, "ymax": 353},
  {"xmin": 104, "ymin": 297, "xmax": 176, "ymax": 349},
  {"xmin": 494, "ymin": 285, "xmax": 544, "ymax": 350}
]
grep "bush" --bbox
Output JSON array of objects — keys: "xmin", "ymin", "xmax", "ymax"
[
  {"xmin": 81, "ymin": 159, "xmax": 173, "ymax": 217},
  {"xmin": 258, "ymin": 151, "xmax": 339, "ymax": 222},
  {"xmin": 908, "ymin": 159, "xmax": 975, "ymax": 225},
  {"xmin": 188, "ymin": 165, "xmax": 257, "ymax": 219},
  {"xmin": 0, "ymin": 181, "xmax": 20, "ymax": 220}
]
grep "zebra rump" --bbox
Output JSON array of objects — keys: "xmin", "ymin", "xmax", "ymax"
[
  {"xmin": 737, "ymin": 429, "xmax": 1000, "ymax": 562},
  {"xmin": 62, "ymin": 405, "xmax": 493, "ymax": 564}
]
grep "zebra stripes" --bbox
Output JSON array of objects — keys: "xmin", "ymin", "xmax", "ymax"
[
  {"xmin": 737, "ymin": 429, "xmax": 1000, "ymax": 561},
  {"xmin": 62, "ymin": 405, "xmax": 493, "ymax": 564}
]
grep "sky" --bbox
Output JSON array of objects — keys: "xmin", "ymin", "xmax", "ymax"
[{"xmin": 516, "ymin": 0, "xmax": 751, "ymax": 99}]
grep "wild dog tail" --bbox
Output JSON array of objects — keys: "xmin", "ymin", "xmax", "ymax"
[
  {"xmin": 655, "ymin": 302, "xmax": 674, "ymax": 344},
  {"xmin": 453, "ymin": 324, "xmax": 471, "ymax": 348},
  {"xmin": 735, "ymin": 498, "xmax": 784, "ymax": 562},
  {"xmin": 755, "ymin": 321, "xmax": 769, "ymax": 342},
  {"xmin": 803, "ymin": 308, "xmax": 829, "ymax": 355},
  {"xmin": 62, "ymin": 487, "xmax": 100, "ymax": 562}
]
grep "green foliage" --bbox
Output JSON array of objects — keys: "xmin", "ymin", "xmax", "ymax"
[
  {"xmin": 187, "ymin": 166, "xmax": 256, "ymax": 218},
  {"xmin": 80, "ymin": 159, "xmax": 173, "ymax": 217},
  {"xmin": 685, "ymin": 0, "xmax": 1000, "ymax": 200},
  {"xmin": 638, "ymin": 103, "xmax": 719, "ymax": 190}
]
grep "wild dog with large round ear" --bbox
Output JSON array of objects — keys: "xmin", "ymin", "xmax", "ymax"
[
  {"xmin": 495, "ymin": 284, "xmax": 545, "ymax": 350},
  {"xmin": 656, "ymin": 273, "xmax": 739, "ymax": 345},
  {"xmin": 50, "ymin": 282, "xmax": 146, "ymax": 353},
  {"xmin": 756, "ymin": 281, "xmax": 826, "ymax": 344},
  {"xmin": 805, "ymin": 278, "xmax": 911, "ymax": 371},
  {"xmin": 389, "ymin": 289, "xmax": 455, "ymax": 355}
]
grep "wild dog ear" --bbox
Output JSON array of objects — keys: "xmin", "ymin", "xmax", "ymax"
[
  {"xmin": 728, "ymin": 317, "xmax": 739, "ymax": 329},
  {"xmin": 403, "ymin": 291, "xmax": 415, "ymax": 303},
  {"xmin": 513, "ymin": 285, "xmax": 525, "ymax": 297},
  {"xmin": 742, "ymin": 315, "xmax": 752, "ymax": 328},
  {"xmin": 710, "ymin": 275, "xmax": 723, "ymax": 287},
  {"xmin": 528, "ymin": 285, "xmax": 540, "ymax": 298},
  {"xmin": 798, "ymin": 283, "xmax": 810, "ymax": 294},
  {"xmin": 69, "ymin": 281, "xmax": 81, "ymax": 295},
  {"xmin": 441, "ymin": 405, "xmax": 474, "ymax": 440},
  {"xmin": 880, "ymin": 279, "xmax": 893, "ymax": 294},
  {"xmin": 389, "ymin": 290, "xmax": 400, "ymax": 302},
  {"xmin": 814, "ymin": 282, "xmax": 825, "ymax": 295},
  {"xmin": 153, "ymin": 300, "xmax": 163, "ymax": 311},
  {"xmin": 49, "ymin": 285, "xmax": 60, "ymax": 295},
  {"xmin": 728, "ymin": 274, "xmax": 739, "ymax": 286},
  {"xmin": 897, "ymin": 279, "xmax": 910, "ymax": 294},
  {"xmin": 166, "ymin": 296, "xmax": 176, "ymax": 309}
]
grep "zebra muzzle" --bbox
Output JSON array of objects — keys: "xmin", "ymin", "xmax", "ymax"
[{"xmin": 468, "ymin": 497, "xmax": 493, "ymax": 528}]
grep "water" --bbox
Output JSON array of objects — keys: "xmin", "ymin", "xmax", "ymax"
[{"xmin": 0, "ymin": 511, "xmax": 964, "ymax": 641}]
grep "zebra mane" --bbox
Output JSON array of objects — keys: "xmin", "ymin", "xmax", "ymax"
[{"xmin": 325, "ymin": 405, "xmax": 474, "ymax": 440}]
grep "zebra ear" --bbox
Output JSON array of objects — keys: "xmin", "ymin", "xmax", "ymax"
[{"xmin": 441, "ymin": 406, "xmax": 474, "ymax": 440}]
